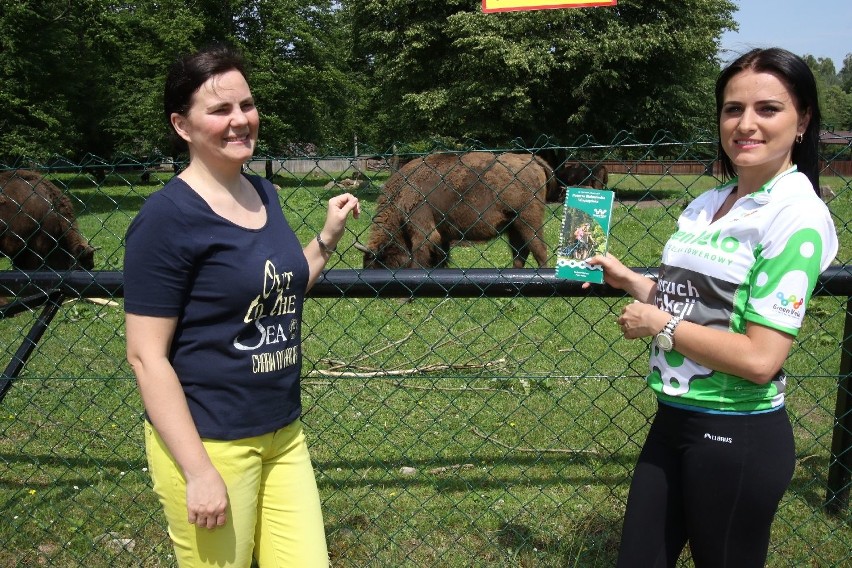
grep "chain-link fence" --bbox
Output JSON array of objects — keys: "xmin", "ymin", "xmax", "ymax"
[{"xmin": 1, "ymin": 133, "xmax": 851, "ymax": 567}]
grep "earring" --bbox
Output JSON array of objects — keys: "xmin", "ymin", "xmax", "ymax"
[{"xmin": 795, "ymin": 133, "xmax": 804, "ymax": 143}]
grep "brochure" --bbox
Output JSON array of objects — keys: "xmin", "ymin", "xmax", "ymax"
[{"xmin": 555, "ymin": 187, "xmax": 615, "ymax": 284}]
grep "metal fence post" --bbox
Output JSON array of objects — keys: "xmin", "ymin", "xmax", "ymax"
[
  {"xmin": 0, "ymin": 290, "xmax": 65, "ymax": 404},
  {"xmin": 825, "ymin": 296, "xmax": 852, "ymax": 514}
]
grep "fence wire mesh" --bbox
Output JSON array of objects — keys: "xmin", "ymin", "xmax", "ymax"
[{"xmin": 1, "ymin": 133, "xmax": 851, "ymax": 567}]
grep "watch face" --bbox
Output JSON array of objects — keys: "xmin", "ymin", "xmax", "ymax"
[{"xmin": 656, "ymin": 333, "xmax": 673, "ymax": 352}]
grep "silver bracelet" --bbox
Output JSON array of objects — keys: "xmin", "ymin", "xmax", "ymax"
[{"xmin": 316, "ymin": 233, "xmax": 337, "ymax": 254}]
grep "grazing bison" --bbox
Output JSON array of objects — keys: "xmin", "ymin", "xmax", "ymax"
[
  {"xmin": 358, "ymin": 152, "xmax": 556, "ymax": 269},
  {"xmin": 547, "ymin": 163, "xmax": 609, "ymax": 203},
  {"xmin": 0, "ymin": 170, "xmax": 95, "ymax": 270}
]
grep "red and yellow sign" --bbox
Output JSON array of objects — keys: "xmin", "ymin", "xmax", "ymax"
[{"xmin": 482, "ymin": 0, "xmax": 616, "ymax": 12}]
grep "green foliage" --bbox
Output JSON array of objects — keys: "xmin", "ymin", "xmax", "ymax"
[
  {"xmin": 840, "ymin": 55, "xmax": 852, "ymax": 93},
  {"xmin": 349, "ymin": 0, "xmax": 736, "ymax": 147},
  {"xmin": 803, "ymin": 55, "xmax": 839, "ymax": 89},
  {"xmin": 1, "ymin": 0, "xmax": 741, "ymax": 161},
  {"xmin": 0, "ymin": 1, "xmax": 205, "ymax": 161},
  {"xmin": 821, "ymin": 86, "xmax": 852, "ymax": 130},
  {"xmin": 0, "ymin": 1, "xmax": 91, "ymax": 159},
  {"xmin": 95, "ymin": 2, "xmax": 204, "ymax": 156},
  {"xmin": 804, "ymin": 53, "xmax": 852, "ymax": 129}
]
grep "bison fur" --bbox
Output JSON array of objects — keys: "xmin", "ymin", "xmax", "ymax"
[
  {"xmin": 547, "ymin": 163, "xmax": 609, "ymax": 203},
  {"xmin": 0, "ymin": 170, "xmax": 95, "ymax": 270},
  {"xmin": 360, "ymin": 152, "xmax": 555, "ymax": 269}
]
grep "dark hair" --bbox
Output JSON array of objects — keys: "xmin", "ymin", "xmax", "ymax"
[
  {"xmin": 715, "ymin": 48, "xmax": 822, "ymax": 194},
  {"xmin": 163, "ymin": 44, "xmax": 249, "ymax": 154}
]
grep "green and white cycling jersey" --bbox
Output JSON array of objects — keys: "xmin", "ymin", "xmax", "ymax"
[{"xmin": 648, "ymin": 166, "xmax": 838, "ymax": 413}]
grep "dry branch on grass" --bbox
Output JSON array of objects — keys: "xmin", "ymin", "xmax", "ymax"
[
  {"xmin": 428, "ymin": 463, "xmax": 475, "ymax": 475},
  {"xmin": 308, "ymin": 297, "xmax": 523, "ymax": 378},
  {"xmin": 470, "ymin": 426, "xmax": 600, "ymax": 456},
  {"xmin": 62, "ymin": 297, "xmax": 119, "ymax": 307},
  {"xmin": 310, "ymin": 359, "xmax": 507, "ymax": 378}
]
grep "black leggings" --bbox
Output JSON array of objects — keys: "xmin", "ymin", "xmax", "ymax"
[{"xmin": 616, "ymin": 402, "xmax": 795, "ymax": 568}]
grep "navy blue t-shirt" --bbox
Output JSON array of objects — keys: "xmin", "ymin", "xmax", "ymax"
[{"xmin": 124, "ymin": 175, "xmax": 308, "ymax": 440}]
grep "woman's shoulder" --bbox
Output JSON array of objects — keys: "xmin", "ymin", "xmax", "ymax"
[
  {"xmin": 768, "ymin": 172, "xmax": 832, "ymax": 218},
  {"xmin": 770, "ymin": 170, "xmax": 821, "ymax": 198},
  {"xmin": 128, "ymin": 178, "xmax": 203, "ymax": 240},
  {"xmin": 125, "ymin": 179, "xmax": 208, "ymax": 257},
  {"xmin": 761, "ymin": 173, "xmax": 838, "ymax": 263},
  {"xmin": 140, "ymin": 177, "xmax": 192, "ymax": 210}
]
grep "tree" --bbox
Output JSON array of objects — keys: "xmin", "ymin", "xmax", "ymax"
[
  {"xmin": 0, "ymin": 1, "xmax": 96, "ymax": 161},
  {"xmin": 233, "ymin": 0, "xmax": 361, "ymax": 155},
  {"xmin": 822, "ymin": 86, "xmax": 852, "ymax": 130},
  {"xmin": 0, "ymin": 0, "xmax": 206, "ymax": 162},
  {"xmin": 839, "ymin": 54, "xmax": 852, "ymax": 94},
  {"xmin": 348, "ymin": 0, "xmax": 736, "ymax": 148},
  {"xmin": 94, "ymin": 2, "xmax": 205, "ymax": 159},
  {"xmin": 803, "ymin": 54, "xmax": 852, "ymax": 130},
  {"xmin": 1, "ymin": 0, "xmax": 739, "ymax": 161},
  {"xmin": 0, "ymin": 1, "xmax": 358, "ymax": 161},
  {"xmin": 803, "ymin": 55, "xmax": 839, "ymax": 89}
]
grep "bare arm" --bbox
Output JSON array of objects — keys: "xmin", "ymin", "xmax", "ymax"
[
  {"xmin": 585, "ymin": 253, "xmax": 792, "ymax": 383},
  {"xmin": 584, "ymin": 253, "xmax": 657, "ymax": 303},
  {"xmin": 125, "ymin": 313, "xmax": 228, "ymax": 528},
  {"xmin": 303, "ymin": 192, "xmax": 360, "ymax": 290},
  {"xmin": 617, "ymin": 301, "xmax": 794, "ymax": 384}
]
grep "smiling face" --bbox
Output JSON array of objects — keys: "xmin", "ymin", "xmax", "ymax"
[
  {"xmin": 170, "ymin": 69, "xmax": 259, "ymax": 168},
  {"xmin": 719, "ymin": 69, "xmax": 810, "ymax": 188}
]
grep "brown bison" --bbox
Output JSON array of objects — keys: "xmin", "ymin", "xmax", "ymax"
[
  {"xmin": 0, "ymin": 170, "xmax": 95, "ymax": 270},
  {"xmin": 546, "ymin": 163, "xmax": 609, "ymax": 203},
  {"xmin": 358, "ymin": 152, "xmax": 556, "ymax": 269}
]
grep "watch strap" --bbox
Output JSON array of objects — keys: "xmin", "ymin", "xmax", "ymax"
[{"xmin": 661, "ymin": 315, "xmax": 683, "ymax": 346}]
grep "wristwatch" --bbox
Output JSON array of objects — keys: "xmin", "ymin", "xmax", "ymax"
[{"xmin": 655, "ymin": 315, "xmax": 683, "ymax": 352}]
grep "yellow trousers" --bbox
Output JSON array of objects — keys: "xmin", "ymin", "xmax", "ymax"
[{"xmin": 144, "ymin": 419, "xmax": 328, "ymax": 567}]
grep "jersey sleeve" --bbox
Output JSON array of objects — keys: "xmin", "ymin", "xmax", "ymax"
[
  {"xmin": 123, "ymin": 192, "xmax": 197, "ymax": 317},
  {"xmin": 743, "ymin": 198, "xmax": 838, "ymax": 335}
]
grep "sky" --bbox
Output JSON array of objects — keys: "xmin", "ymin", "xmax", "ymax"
[{"xmin": 719, "ymin": 0, "xmax": 852, "ymax": 68}]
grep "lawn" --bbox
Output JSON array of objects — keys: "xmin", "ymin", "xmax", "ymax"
[{"xmin": 0, "ymin": 165, "xmax": 850, "ymax": 566}]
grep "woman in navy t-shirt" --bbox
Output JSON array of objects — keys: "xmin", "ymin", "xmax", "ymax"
[{"xmin": 124, "ymin": 45, "xmax": 359, "ymax": 567}]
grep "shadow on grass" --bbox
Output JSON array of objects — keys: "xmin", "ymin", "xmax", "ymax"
[
  {"xmin": 67, "ymin": 188, "xmax": 148, "ymax": 215},
  {"xmin": 314, "ymin": 451, "xmax": 637, "ymax": 492},
  {"xmin": 496, "ymin": 514, "xmax": 621, "ymax": 567},
  {"xmin": 324, "ymin": 508, "xmax": 623, "ymax": 567}
]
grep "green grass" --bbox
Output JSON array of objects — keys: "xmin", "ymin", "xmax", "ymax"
[{"xmin": 1, "ymin": 168, "xmax": 850, "ymax": 566}]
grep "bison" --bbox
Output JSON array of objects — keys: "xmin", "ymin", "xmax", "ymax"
[
  {"xmin": 0, "ymin": 170, "xmax": 95, "ymax": 270},
  {"xmin": 546, "ymin": 163, "xmax": 609, "ymax": 203},
  {"xmin": 358, "ymin": 152, "xmax": 556, "ymax": 269}
]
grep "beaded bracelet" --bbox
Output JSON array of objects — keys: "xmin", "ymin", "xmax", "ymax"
[{"xmin": 316, "ymin": 233, "xmax": 337, "ymax": 254}]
